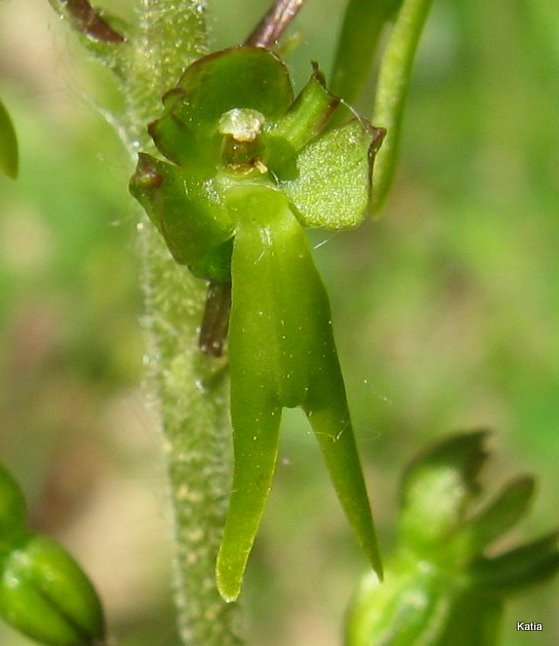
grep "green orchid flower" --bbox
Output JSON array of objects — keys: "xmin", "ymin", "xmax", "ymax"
[
  {"xmin": 130, "ymin": 45, "xmax": 385, "ymax": 602},
  {"xmin": 346, "ymin": 432, "xmax": 559, "ymax": 645}
]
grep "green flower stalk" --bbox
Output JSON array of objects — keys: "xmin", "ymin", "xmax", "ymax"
[
  {"xmin": 371, "ymin": 0, "xmax": 435, "ymax": 210},
  {"xmin": 130, "ymin": 45, "xmax": 385, "ymax": 602},
  {"xmin": 329, "ymin": 0, "xmax": 435, "ymax": 210},
  {"xmin": 0, "ymin": 465, "xmax": 105, "ymax": 646},
  {"xmin": 330, "ymin": 0, "xmax": 402, "ymax": 109},
  {"xmin": 345, "ymin": 432, "xmax": 559, "ymax": 645}
]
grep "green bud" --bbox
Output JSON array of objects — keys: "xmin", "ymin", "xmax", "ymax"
[
  {"xmin": 0, "ymin": 534, "xmax": 105, "ymax": 646},
  {"xmin": 398, "ymin": 431, "xmax": 489, "ymax": 555}
]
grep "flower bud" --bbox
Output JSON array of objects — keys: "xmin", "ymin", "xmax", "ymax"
[{"xmin": 0, "ymin": 534, "xmax": 105, "ymax": 646}]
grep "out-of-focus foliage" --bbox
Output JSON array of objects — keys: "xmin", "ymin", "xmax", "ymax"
[{"xmin": 0, "ymin": 1, "xmax": 558, "ymax": 645}]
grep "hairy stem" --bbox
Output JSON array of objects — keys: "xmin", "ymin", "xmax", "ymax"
[
  {"xmin": 123, "ymin": 3, "xmax": 241, "ymax": 644},
  {"xmin": 48, "ymin": 0, "xmax": 242, "ymax": 643}
]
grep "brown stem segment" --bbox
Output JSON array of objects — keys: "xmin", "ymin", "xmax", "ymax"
[
  {"xmin": 245, "ymin": 0, "xmax": 306, "ymax": 49},
  {"xmin": 58, "ymin": 0, "xmax": 125, "ymax": 42},
  {"xmin": 199, "ymin": 280, "xmax": 232, "ymax": 358}
]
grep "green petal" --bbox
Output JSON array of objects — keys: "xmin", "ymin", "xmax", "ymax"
[
  {"xmin": 0, "ymin": 99, "xmax": 18, "ymax": 179},
  {"xmin": 130, "ymin": 153, "xmax": 234, "ymax": 267},
  {"xmin": 282, "ymin": 120, "xmax": 384, "ymax": 229},
  {"xmin": 174, "ymin": 46, "xmax": 293, "ymax": 135},
  {"xmin": 266, "ymin": 65, "xmax": 340, "ymax": 176}
]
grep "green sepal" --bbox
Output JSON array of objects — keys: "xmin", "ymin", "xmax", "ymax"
[
  {"xmin": 173, "ymin": 46, "xmax": 293, "ymax": 140},
  {"xmin": 282, "ymin": 120, "xmax": 384, "ymax": 229},
  {"xmin": 0, "ymin": 534, "xmax": 105, "ymax": 646},
  {"xmin": 0, "ymin": 99, "xmax": 18, "ymax": 179},
  {"xmin": 130, "ymin": 153, "xmax": 234, "ymax": 267},
  {"xmin": 147, "ymin": 47, "xmax": 295, "ymax": 172}
]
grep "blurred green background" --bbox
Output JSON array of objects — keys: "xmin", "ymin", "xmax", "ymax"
[{"xmin": 1, "ymin": 1, "xmax": 558, "ymax": 644}]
